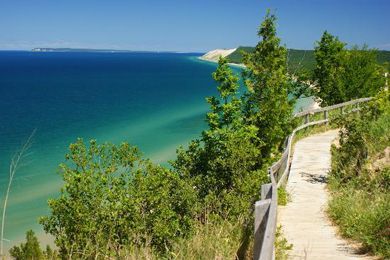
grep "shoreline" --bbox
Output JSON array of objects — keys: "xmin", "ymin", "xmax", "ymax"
[
  {"xmin": 197, "ymin": 56, "xmax": 246, "ymax": 69},
  {"xmin": 198, "ymin": 48, "xmax": 246, "ymax": 69}
]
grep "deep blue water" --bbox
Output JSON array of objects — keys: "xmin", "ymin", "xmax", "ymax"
[{"xmin": 0, "ymin": 51, "xmax": 226, "ymax": 247}]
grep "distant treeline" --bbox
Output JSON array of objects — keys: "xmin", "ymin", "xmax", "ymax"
[{"xmin": 227, "ymin": 46, "xmax": 390, "ymax": 72}]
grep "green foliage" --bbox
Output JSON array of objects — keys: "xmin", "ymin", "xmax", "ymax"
[
  {"xmin": 242, "ymin": 10, "xmax": 295, "ymax": 158},
  {"xmin": 169, "ymin": 217, "xmax": 249, "ymax": 259},
  {"xmin": 384, "ymin": 61, "xmax": 390, "ymax": 73},
  {"xmin": 44, "ymin": 245, "xmax": 58, "ymax": 259},
  {"xmin": 228, "ymin": 47, "xmax": 317, "ymax": 73},
  {"xmin": 331, "ymin": 114, "xmax": 369, "ymax": 182},
  {"xmin": 227, "ymin": 46, "xmax": 255, "ymax": 64},
  {"xmin": 9, "ymin": 230, "xmax": 44, "ymax": 260},
  {"xmin": 328, "ymin": 184, "xmax": 390, "ymax": 258},
  {"xmin": 288, "ymin": 74, "xmax": 315, "ymax": 100},
  {"xmin": 287, "ymin": 49, "xmax": 316, "ymax": 73},
  {"xmin": 207, "ymin": 56, "xmax": 242, "ymax": 129},
  {"xmin": 172, "ymin": 57, "xmax": 268, "ymax": 219},
  {"xmin": 331, "ymin": 91, "xmax": 390, "ymax": 182},
  {"xmin": 328, "ymin": 91, "xmax": 390, "ymax": 258},
  {"xmin": 313, "ymin": 31, "xmax": 347, "ymax": 105},
  {"xmin": 228, "ymin": 47, "xmax": 390, "ymax": 73},
  {"xmin": 378, "ymin": 51, "xmax": 390, "ymax": 64},
  {"xmin": 275, "ymin": 226, "xmax": 293, "ymax": 260},
  {"xmin": 314, "ymin": 32, "xmax": 385, "ymax": 105},
  {"xmin": 277, "ymin": 187, "xmax": 289, "ymax": 206},
  {"xmin": 40, "ymin": 140, "xmax": 197, "ymax": 257},
  {"xmin": 341, "ymin": 46, "xmax": 385, "ymax": 99}
]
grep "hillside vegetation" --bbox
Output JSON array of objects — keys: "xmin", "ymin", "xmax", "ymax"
[
  {"xmin": 227, "ymin": 46, "xmax": 390, "ymax": 73},
  {"xmin": 328, "ymin": 92, "xmax": 390, "ymax": 258}
]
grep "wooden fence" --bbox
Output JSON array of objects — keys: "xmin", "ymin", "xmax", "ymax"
[{"xmin": 253, "ymin": 97, "xmax": 372, "ymax": 260}]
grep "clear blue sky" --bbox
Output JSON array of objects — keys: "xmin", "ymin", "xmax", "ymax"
[{"xmin": 1, "ymin": 0, "xmax": 389, "ymax": 52}]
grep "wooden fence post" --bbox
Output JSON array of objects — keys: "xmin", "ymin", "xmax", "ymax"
[
  {"xmin": 304, "ymin": 114, "xmax": 309, "ymax": 124},
  {"xmin": 254, "ymin": 199, "xmax": 271, "ymax": 260},
  {"xmin": 262, "ymin": 183, "xmax": 272, "ymax": 200}
]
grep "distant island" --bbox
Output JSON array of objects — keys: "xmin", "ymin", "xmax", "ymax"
[
  {"xmin": 31, "ymin": 48, "xmax": 184, "ymax": 53},
  {"xmin": 31, "ymin": 48, "xmax": 136, "ymax": 53}
]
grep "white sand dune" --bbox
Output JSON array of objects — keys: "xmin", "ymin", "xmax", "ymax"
[{"xmin": 200, "ymin": 48, "xmax": 237, "ymax": 62}]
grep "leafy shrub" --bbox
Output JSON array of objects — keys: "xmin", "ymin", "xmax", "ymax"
[
  {"xmin": 331, "ymin": 90, "xmax": 390, "ymax": 182},
  {"xmin": 40, "ymin": 140, "xmax": 197, "ymax": 257}
]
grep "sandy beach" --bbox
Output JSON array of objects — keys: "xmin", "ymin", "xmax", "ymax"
[{"xmin": 199, "ymin": 48, "xmax": 246, "ymax": 68}]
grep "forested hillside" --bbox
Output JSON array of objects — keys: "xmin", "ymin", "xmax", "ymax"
[{"xmin": 227, "ymin": 46, "xmax": 390, "ymax": 72}]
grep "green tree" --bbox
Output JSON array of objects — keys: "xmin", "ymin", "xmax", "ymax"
[
  {"xmin": 314, "ymin": 32, "xmax": 385, "ymax": 104},
  {"xmin": 313, "ymin": 31, "xmax": 346, "ymax": 105},
  {"xmin": 43, "ymin": 245, "xmax": 58, "ymax": 259},
  {"xmin": 341, "ymin": 46, "xmax": 385, "ymax": 99},
  {"xmin": 40, "ymin": 140, "xmax": 197, "ymax": 257},
  {"xmin": 242, "ymin": 10, "xmax": 295, "ymax": 159},
  {"xmin": 9, "ymin": 230, "xmax": 43, "ymax": 260},
  {"xmin": 172, "ymin": 57, "xmax": 268, "ymax": 219}
]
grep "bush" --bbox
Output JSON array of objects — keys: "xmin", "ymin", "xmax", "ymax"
[{"xmin": 40, "ymin": 140, "xmax": 197, "ymax": 258}]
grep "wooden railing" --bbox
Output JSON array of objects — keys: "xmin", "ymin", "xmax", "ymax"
[{"xmin": 253, "ymin": 97, "xmax": 372, "ymax": 260}]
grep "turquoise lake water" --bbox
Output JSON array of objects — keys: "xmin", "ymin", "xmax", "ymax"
[{"xmin": 0, "ymin": 51, "xmax": 313, "ymax": 248}]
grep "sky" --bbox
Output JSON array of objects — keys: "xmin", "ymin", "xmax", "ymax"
[{"xmin": 0, "ymin": 0, "xmax": 389, "ymax": 52}]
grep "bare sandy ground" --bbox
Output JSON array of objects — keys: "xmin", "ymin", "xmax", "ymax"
[{"xmin": 200, "ymin": 48, "xmax": 237, "ymax": 61}]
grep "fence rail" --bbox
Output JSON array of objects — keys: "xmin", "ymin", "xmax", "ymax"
[{"xmin": 253, "ymin": 97, "xmax": 372, "ymax": 260}]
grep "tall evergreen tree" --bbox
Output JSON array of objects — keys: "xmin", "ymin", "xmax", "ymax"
[
  {"xmin": 243, "ymin": 10, "xmax": 294, "ymax": 159},
  {"xmin": 314, "ymin": 32, "xmax": 385, "ymax": 105},
  {"xmin": 9, "ymin": 230, "xmax": 43, "ymax": 260},
  {"xmin": 313, "ymin": 31, "xmax": 346, "ymax": 105},
  {"xmin": 205, "ymin": 56, "xmax": 242, "ymax": 131},
  {"xmin": 173, "ymin": 57, "xmax": 267, "ymax": 219}
]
